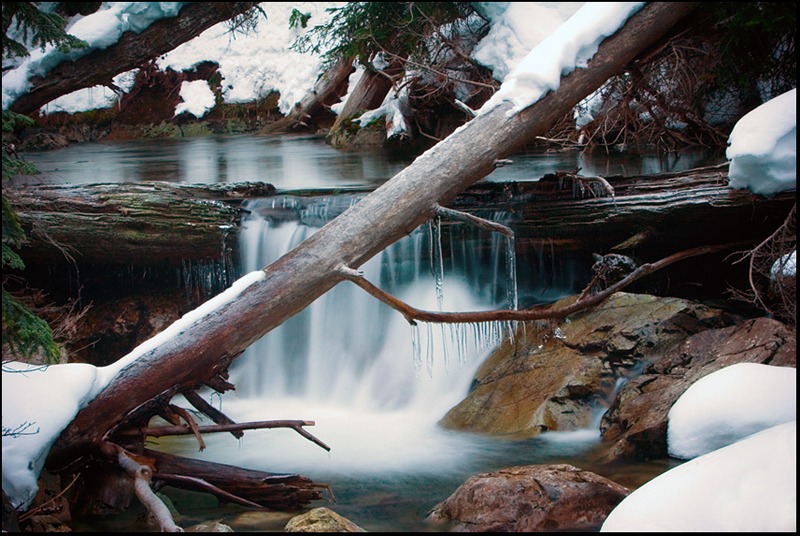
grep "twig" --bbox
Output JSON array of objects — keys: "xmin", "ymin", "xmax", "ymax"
[
  {"xmin": 434, "ymin": 204, "xmax": 513, "ymax": 237},
  {"xmin": 18, "ymin": 473, "xmax": 80, "ymax": 523},
  {"xmin": 340, "ymin": 242, "xmax": 749, "ymax": 325},
  {"xmin": 119, "ymin": 419, "xmax": 331, "ymax": 452}
]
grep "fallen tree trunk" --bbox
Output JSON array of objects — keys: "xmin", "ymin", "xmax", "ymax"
[
  {"xmin": 8, "ymin": 3, "xmax": 262, "ymax": 116},
  {"xmin": 259, "ymin": 59, "xmax": 354, "ymax": 135},
  {"xmin": 325, "ymin": 59, "xmax": 407, "ymax": 147},
  {"xmin": 7, "ymin": 181, "xmax": 274, "ymax": 264},
  {"xmin": 9, "ymin": 164, "xmax": 793, "ymax": 267},
  {"xmin": 145, "ymin": 449, "xmax": 331, "ymax": 511},
  {"xmin": 45, "ymin": 0, "xmax": 699, "ymax": 501}
]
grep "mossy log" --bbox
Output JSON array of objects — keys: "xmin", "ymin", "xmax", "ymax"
[
  {"xmin": 7, "ymin": 181, "xmax": 275, "ymax": 265},
  {"xmin": 7, "ymin": 164, "xmax": 794, "ymax": 269}
]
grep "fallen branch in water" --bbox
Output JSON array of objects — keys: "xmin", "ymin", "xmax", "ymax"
[{"xmin": 101, "ymin": 442, "xmax": 182, "ymax": 532}]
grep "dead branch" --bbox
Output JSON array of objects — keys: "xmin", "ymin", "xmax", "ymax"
[
  {"xmin": 144, "ymin": 449, "xmax": 330, "ymax": 510},
  {"xmin": 119, "ymin": 420, "xmax": 330, "ymax": 452},
  {"xmin": 100, "ymin": 442, "xmax": 182, "ymax": 532},
  {"xmin": 166, "ymin": 405, "xmax": 206, "ymax": 451},
  {"xmin": 17, "ymin": 474, "xmax": 80, "ymax": 523},
  {"xmin": 341, "ymin": 242, "xmax": 748, "ymax": 325},
  {"xmin": 152, "ymin": 473, "xmax": 266, "ymax": 510},
  {"xmin": 728, "ymin": 202, "xmax": 796, "ymax": 326},
  {"xmin": 179, "ymin": 388, "xmax": 243, "ymax": 439},
  {"xmin": 435, "ymin": 204, "xmax": 513, "ymax": 237}
]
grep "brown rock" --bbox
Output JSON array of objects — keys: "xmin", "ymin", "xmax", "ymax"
[
  {"xmin": 285, "ymin": 507, "xmax": 366, "ymax": 532},
  {"xmin": 599, "ymin": 316, "xmax": 796, "ymax": 462},
  {"xmin": 439, "ymin": 293, "xmax": 737, "ymax": 437},
  {"xmin": 428, "ymin": 464, "xmax": 629, "ymax": 532}
]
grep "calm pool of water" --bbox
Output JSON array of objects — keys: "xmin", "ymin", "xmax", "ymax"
[{"xmin": 15, "ymin": 133, "xmax": 724, "ymax": 189}]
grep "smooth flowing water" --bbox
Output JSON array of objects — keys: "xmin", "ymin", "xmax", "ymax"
[{"xmin": 33, "ymin": 134, "xmax": 711, "ymax": 531}]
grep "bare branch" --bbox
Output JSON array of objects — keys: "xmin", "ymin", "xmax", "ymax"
[
  {"xmin": 101, "ymin": 442, "xmax": 183, "ymax": 532},
  {"xmin": 152, "ymin": 473, "xmax": 266, "ymax": 510},
  {"xmin": 342, "ymin": 242, "xmax": 748, "ymax": 325},
  {"xmin": 119, "ymin": 419, "xmax": 331, "ymax": 452},
  {"xmin": 435, "ymin": 204, "xmax": 513, "ymax": 237}
]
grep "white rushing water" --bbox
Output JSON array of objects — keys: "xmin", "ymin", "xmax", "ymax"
[{"xmin": 191, "ymin": 195, "xmax": 520, "ymax": 476}]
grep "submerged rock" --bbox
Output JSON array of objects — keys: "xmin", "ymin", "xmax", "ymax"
[{"xmin": 285, "ymin": 507, "xmax": 366, "ymax": 532}]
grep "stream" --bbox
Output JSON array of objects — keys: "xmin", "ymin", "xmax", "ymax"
[{"xmin": 26, "ymin": 134, "xmax": 720, "ymax": 532}]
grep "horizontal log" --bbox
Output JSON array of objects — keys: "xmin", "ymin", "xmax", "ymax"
[
  {"xmin": 144, "ymin": 449, "xmax": 328, "ymax": 511},
  {"xmin": 451, "ymin": 164, "xmax": 796, "ymax": 254},
  {"xmin": 7, "ymin": 164, "xmax": 795, "ymax": 268},
  {"xmin": 7, "ymin": 181, "xmax": 275, "ymax": 265}
]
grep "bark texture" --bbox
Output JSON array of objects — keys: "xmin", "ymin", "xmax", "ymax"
[
  {"xmin": 8, "ymin": 181, "xmax": 274, "ymax": 264},
  {"xmin": 15, "ymin": 164, "xmax": 788, "ymax": 269}
]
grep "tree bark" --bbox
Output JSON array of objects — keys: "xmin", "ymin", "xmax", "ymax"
[
  {"xmin": 46, "ymin": 1, "xmax": 700, "ymax": 475},
  {"xmin": 8, "ymin": 3, "xmax": 262, "ymax": 116},
  {"xmin": 7, "ymin": 181, "xmax": 274, "ymax": 265},
  {"xmin": 145, "ymin": 449, "xmax": 329, "ymax": 510},
  {"xmin": 325, "ymin": 59, "xmax": 407, "ymax": 147}
]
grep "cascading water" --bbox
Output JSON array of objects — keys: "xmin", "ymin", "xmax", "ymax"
[{"xmin": 195, "ymin": 195, "xmax": 521, "ymax": 476}]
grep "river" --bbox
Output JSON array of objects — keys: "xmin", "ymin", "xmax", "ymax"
[{"xmin": 25, "ymin": 134, "xmax": 717, "ymax": 532}]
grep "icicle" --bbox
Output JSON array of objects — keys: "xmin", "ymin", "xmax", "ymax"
[
  {"xmin": 429, "ymin": 217, "xmax": 445, "ymax": 310},
  {"xmin": 411, "ymin": 323, "xmax": 422, "ymax": 377},
  {"xmin": 505, "ymin": 320, "xmax": 516, "ymax": 344},
  {"xmin": 440, "ymin": 324, "xmax": 450, "ymax": 373},
  {"xmin": 426, "ymin": 323, "xmax": 435, "ymax": 378},
  {"xmin": 505, "ymin": 234, "xmax": 518, "ymax": 311}
]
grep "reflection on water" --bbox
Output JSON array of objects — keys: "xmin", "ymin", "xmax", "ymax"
[{"xmin": 15, "ymin": 133, "xmax": 725, "ymax": 188}]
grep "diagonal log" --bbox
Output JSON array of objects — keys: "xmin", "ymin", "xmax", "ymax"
[
  {"xmin": 46, "ymin": 2, "xmax": 701, "ymax": 471},
  {"xmin": 8, "ymin": 3, "xmax": 262, "ymax": 116}
]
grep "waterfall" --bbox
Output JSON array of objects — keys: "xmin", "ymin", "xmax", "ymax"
[
  {"xmin": 210, "ymin": 195, "xmax": 520, "ymax": 474},
  {"xmin": 230, "ymin": 196, "xmax": 516, "ymax": 408}
]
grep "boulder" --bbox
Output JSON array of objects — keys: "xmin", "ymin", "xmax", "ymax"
[
  {"xmin": 599, "ymin": 316, "xmax": 796, "ymax": 462},
  {"xmin": 428, "ymin": 464, "xmax": 629, "ymax": 532},
  {"xmin": 439, "ymin": 293, "xmax": 738, "ymax": 436}
]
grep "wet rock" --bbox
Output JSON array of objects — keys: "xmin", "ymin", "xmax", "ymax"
[
  {"xmin": 284, "ymin": 507, "xmax": 367, "ymax": 532},
  {"xmin": 599, "ymin": 316, "xmax": 796, "ymax": 462},
  {"xmin": 185, "ymin": 520, "xmax": 234, "ymax": 532},
  {"xmin": 428, "ymin": 464, "xmax": 630, "ymax": 532},
  {"xmin": 439, "ymin": 293, "xmax": 738, "ymax": 436}
]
